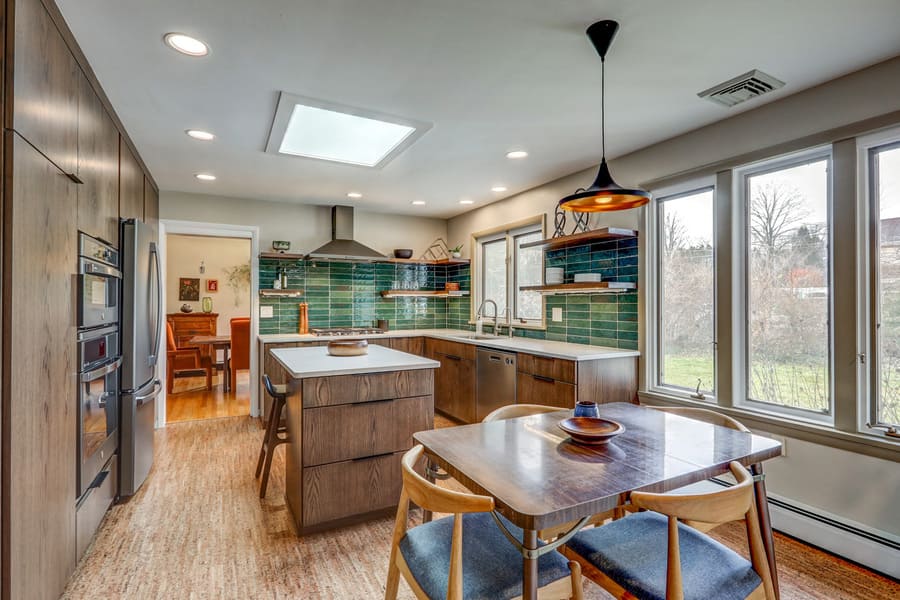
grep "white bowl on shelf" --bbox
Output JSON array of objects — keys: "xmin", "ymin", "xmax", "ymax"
[
  {"xmin": 574, "ymin": 273, "xmax": 603, "ymax": 283},
  {"xmin": 545, "ymin": 267, "xmax": 564, "ymax": 284}
]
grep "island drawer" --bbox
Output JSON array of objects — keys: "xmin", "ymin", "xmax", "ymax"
[
  {"xmin": 517, "ymin": 352, "xmax": 576, "ymax": 384},
  {"xmin": 425, "ymin": 338, "xmax": 476, "ymax": 361},
  {"xmin": 302, "ymin": 396, "xmax": 432, "ymax": 466},
  {"xmin": 301, "ymin": 451, "xmax": 404, "ymax": 527},
  {"xmin": 302, "ymin": 370, "xmax": 434, "ymax": 407}
]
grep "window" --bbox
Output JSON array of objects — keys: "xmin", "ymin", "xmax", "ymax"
[
  {"xmin": 741, "ymin": 154, "xmax": 832, "ymax": 415},
  {"xmin": 869, "ymin": 141, "xmax": 900, "ymax": 427},
  {"xmin": 476, "ymin": 224, "xmax": 543, "ymax": 324},
  {"xmin": 656, "ymin": 187, "xmax": 716, "ymax": 396}
]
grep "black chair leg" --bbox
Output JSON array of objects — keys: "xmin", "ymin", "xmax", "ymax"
[
  {"xmin": 255, "ymin": 399, "xmax": 278, "ymax": 480},
  {"xmin": 259, "ymin": 397, "xmax": 285, "ymax": 498}
]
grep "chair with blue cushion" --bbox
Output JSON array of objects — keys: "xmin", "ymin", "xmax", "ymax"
[
  {"xmin": 561, "ymin": 461, "xmax": 776, "ymax": 600},
  {"xmin": 385, "ymin": 445, "xmax": 584, "ymax": 600}
]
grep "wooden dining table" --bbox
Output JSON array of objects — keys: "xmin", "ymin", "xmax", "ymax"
[
  {"xmin": 413, "ymin": 402, "xmax": 783, "ymax": 600},
  {"xmin": 189, "ymin": 335, "xmax": 232, "ymax": 391}
]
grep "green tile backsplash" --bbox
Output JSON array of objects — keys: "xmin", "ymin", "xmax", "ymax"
[{"xmin": 257, "ymin": 236, "xmax": 637, "ymax": 351}]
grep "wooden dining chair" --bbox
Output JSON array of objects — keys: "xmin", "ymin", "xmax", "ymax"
[
  {"xmin": 561, "ymin": 461, "xmax": 776, "ymax": 600},
  {"xmin": 482, "ymin": 403, "xmax": 563, "ymax": 422},
  {"xmin": 229, "ymin": 317, "xmax": 251, "ymax": 391},
  {"xmin": 386, "ymin": 445, "xmax": 584, "ymax": 600},
  {"xmin": 166, "ymin": 322, "xmax": 212, "ymax": 393}
]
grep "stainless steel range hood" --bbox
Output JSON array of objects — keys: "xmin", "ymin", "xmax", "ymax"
[{"xmin": 306, "ymin": 206, "xmax": 387, "ymax": 261}]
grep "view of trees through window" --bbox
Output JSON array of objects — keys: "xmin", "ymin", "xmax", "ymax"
[
  {"xmin": 479, "ymin": 226, "xmax": 543, "ymax": 323},
  {"xmin": 873, "ymin": 144, "xmax": 900, "ymax": 425},
  {"xmin": 515, "ymin": 231, "xmax": 543, "ymax": 321},
  {"xmin": 658, "ymin": 189, "xmax": 715, "ymax": 393},
  {"xmin": 481, "ymin": 239, "xmax": 507, "ymax": 316},
  {"xmin": 746, "ymin": 159, "xmax": 831, "ymax": 413}
]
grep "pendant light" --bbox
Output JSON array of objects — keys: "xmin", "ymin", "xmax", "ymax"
[{"xmin": 559, "ymin": 20, "xmax": 651, "ymax": 212}]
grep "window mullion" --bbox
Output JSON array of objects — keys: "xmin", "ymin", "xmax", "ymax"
[{"xmin": 716, "ymin": 170, "xmax": 734, "ymax": 408}]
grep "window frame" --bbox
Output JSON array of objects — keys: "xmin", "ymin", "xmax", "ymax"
[
  {"xmin": 472, "ymin": 219, "xmax": 545, "ymax": 327},
  {"xmin": 649, "ymin": 181, "xmax": 718, "ymax": 401},
  {"xmin": 733, "ymin": 147, "xmax": 835, "ymax": 423}
]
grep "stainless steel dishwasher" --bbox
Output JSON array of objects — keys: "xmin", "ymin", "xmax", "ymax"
[{"xmin": 476, "ymin": 347, "xmax": 517, "ymax": 421}]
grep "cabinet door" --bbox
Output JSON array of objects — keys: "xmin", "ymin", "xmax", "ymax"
[
  {"xmin": 433, "ymin": 354, "xmax": 454, "ymax": 417},
  {"xmin": 12, "ymin": 0, "xmax": 79, "ymax": 174},
  {"xmin": 8, "ymin": 132, "xmax": 77, "ymax": 599},
  {"xmin": 144, "ymin": 175, "xmax": 159, "ymax": 227},
  {"xmin": 392, "ymin": 337, "xmax": 424, "ymax": 355},
  {"xmin": 119, "ymin": 138, "xmax": 143, "ymax": 220},
  {"xmin": 76, "ymin": 73, "xmax": 119, "ymax": 245},
  {"xmin": 516, "ymin": 373, "xmax": 576, "ymax": 409},
  {"xmin": 448, "ymin": 357, "xmax": 476, "ymax": 423}
]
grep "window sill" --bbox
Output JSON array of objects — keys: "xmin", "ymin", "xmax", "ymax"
[{"xmin": 638, "ymin": 390, "xmax": 900, "ymax": 463}]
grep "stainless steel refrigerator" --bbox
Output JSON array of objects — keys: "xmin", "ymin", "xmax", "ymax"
[{"xmin": 119, "ymin": 219, "xmax": 162, "ymax": 497}]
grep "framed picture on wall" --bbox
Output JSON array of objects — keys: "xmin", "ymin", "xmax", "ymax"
[
  {"xmin": 179, "ymin": 277, "xmax": 200, "ymax": 301},
  {"xmin": 206, "ymin": 279, "xmax": 219, "ymax": 292}
]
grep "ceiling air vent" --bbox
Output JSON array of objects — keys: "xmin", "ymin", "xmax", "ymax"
[{"xmin": 698, "ymin": 69, "xmax": 785, "ymax": 108}]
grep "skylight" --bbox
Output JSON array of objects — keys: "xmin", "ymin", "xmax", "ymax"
[{"xmin": 266, "ymin": 93, "xmax": 431, "ymax": 169}]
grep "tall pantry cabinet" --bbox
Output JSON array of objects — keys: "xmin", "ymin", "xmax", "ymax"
[{"xmin": 1, "ymin": 0, "xmax": 159, "ymax": 598}]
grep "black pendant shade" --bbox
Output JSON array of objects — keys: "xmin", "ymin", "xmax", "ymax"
[{"xmin": 559, "ymin": 20, "xmax": 651, "ymax": 213}]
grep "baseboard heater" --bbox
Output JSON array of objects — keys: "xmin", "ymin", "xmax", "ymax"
[{"xmin": 710, "ymin": 478, "xmax": 899, "ymax": 580}]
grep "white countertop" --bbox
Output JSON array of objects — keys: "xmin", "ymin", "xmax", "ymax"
[
  {"xmin": 270, "ymin": 344, "xmax": 440, "ymax": 379},
  {"xmin": 259, "ymin": 328, "xmax": 640, "ymax": 361}
]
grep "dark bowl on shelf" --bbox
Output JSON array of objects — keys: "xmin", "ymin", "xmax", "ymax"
[
  {"xmin": 558, "ymin": 417, "xmax": 624, "ymax": 446},
  {"xmin": 393, "ymin": 249, "xmax": 414, "ymax": 259}
]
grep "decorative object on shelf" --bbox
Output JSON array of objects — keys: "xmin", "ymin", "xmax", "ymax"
[
  {"xmin": 206, "ymin": 278, "xmax": 219, "ymax": 292},
  {"xmin": 557, "ymin": 20, "xmax": 651, "ymax": 213},
  {"xmin": 272, "ymin": 240, "xmax": 291, "ymax": 252},
  {"xmin": 199, "ymin": 260, "xmax": 206, "ymax": 274},
  {"xmin": 393, "ymin": 248, "xmax": 414, "ymax": 259},
  {"xmin": 376, "ymin": 319, "xmax": 389, "ymax": 331},
  {"xmin": 178, "ymin": 277, "xmax": 200, "ymax": 301},
  {"xmin": 552, "ymin": 203, "xmax": 591, "ymax": 238},
  {"xmin": 326, "ymin": 339, "xmax": 369, "ymax": 357},
  {"xmin": 574, "ymin": 400, "xmax": 601, "ymax": 418},
  {"xmin": 201, "ymin": 297, "xmax": 213, "ymax": 313},
  {"xmin": 179, "ymin": 303, "xmax": 194, "ymax": 313},
  {"xmin": 558, "ymin": 416, "xmax": 624, "ymax": 445},
  {"xmin": 449, "ymin": 244, "xmax": 463, "ymax": 259},
  {"xmin": 421, "ymin": 237, "xmax": 451, "ymax": 261},
  {"xmin": 545, "ymin": 267, "xmax": 564, "ymax": 285},
  {"xmin": 444, "ymin": 282, "xmax": 460, "ymax": 291},
  {"xmin": 574, "ymin": 273, "xmax": 603, "ymax": 283},
  {"xmin": 298, "ymin": 303, "xmax": 309, "ymax": 334}
]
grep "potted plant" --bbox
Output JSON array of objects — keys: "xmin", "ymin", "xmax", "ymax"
[{"xmin": 449, "ymin": 244, "xmax": 463, "ymax": 259}]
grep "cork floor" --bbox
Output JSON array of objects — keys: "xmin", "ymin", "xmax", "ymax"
[{"xmin": 62, "ymin": 416, "xmax": 899, "ymax": 599}]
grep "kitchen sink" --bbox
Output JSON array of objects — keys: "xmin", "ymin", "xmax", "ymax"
[{"xmin": 454, "ymin": 334, "xmax": 502, "ymax": 341}]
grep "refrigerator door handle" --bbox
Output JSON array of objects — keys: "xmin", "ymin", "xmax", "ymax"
[
  {"xmin": 147, "ymin": 242, "xmax": 163, "ymax": 366},
  {"xmin": 135, "ymin": 380, "xmax": 161, "ymax": 406}
]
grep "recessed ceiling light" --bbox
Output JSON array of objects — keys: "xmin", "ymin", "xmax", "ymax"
[
  {"xmin": 411, "ymin": 200, "xmax": 426, "ymax": 206},
  {"xmin": 459, "ymin": 199, "xmax": 474, "ymax": 205},
  {"xmin": 506, "ymin": 150, "xmax": 528, "ymax": 159},
  {"xmin": 185, "ymin": 129, "xmax": 215, "ymax": 141},
  {"xmin": 194, "ymin": 173, "xmax": 216, "ymax": 181},
  {"xmin": 491, "ymin": 186, "xmax": 508, "ymax": 192},
  {"xmin": 164, "ymin": 33, "xmax": 209, "ymax": 57},
  {"xmin": 347, "ymin": 192, "xmax": 363, "ymax": 199},
  {"xmin": 265, "ymin": 93, "xmax": 432, "ymax": 168}
]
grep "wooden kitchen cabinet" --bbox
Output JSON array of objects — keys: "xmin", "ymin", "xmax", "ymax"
[
  {"xmin": 12, "ymin": 0, "xmax": 79, "ymax": 175},
  {"xmin": 144, "ymin": 175, "xmax": 159, "ymax": 226},
  {"xmin": 426, "ymin": 338, "xmax": 476, "ymax": 423},
  {"xmin": 76, "ymin": 72, "xmax": 120, "ymax": 245},
  {"xmin": 388, "ymin": 337, "xmax": 425, "ymax": 355},
  {"xmin": 517, "ymin": 354, "xmax": 638, "ymax": 408},
  {"xmin": 167, "ymin": 313, "xmax": 217, "ymax": 362},
  {"xmin": 119, "ymin": 137, "xmax": 144, "ymax": 220},
  {"xmin": 516, "ymin": 372, "xmax": 576, "ymax": 408}
]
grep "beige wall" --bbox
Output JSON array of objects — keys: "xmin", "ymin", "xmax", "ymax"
[
  {"xmin": 166, "ymin": 234, "xmax": 252, "ymax": 334},
  {"xmin": 160, "ymin": 192, "xmax": 448, "ymax": 259}
]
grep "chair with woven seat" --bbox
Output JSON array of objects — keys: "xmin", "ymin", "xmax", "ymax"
[
  {"xmin": 482, "ymin": 403, "xmax": 563, "ymax": 422},
  {"xmin": 561, "ymin": 461, "xmax": 776, "ymax": 600},
  {"xmin": 255, "ymin": 374, "xmax": 288, "ymax": 498},
  {"xmin": 166, "ymin": 321, "xmax": 212, "ymax": 394},
  {"xmin": 386, "ymin": 445, "xmax": 584, "ymax": 600}
]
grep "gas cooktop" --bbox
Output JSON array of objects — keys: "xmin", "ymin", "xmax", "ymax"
[{"xmin": 310, "ymin": 327, "xmax": 385, "ymax": 337}]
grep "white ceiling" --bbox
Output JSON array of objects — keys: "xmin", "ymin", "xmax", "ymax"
[{"xmin": 58, "ymin": 0, "xmax": 900, "ymax": 218}]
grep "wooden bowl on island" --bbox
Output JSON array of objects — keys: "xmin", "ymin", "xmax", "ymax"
[{"xmin": 326, "ymin": 339, "xmax": 369, "ymax": 356}]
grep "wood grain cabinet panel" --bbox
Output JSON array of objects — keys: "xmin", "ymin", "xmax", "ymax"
[
  {"xmin": 8, "ymin": 132, "xmax": 78, "ymax": 600},
  {"xmin": 118, "ymin": 138, "xmax": 143, "ymax": 220},
  {"xmin": 12, "ymin": 0, "xmax": 79, "ymax": 174},
  {"xmin": 516, "ymin": 373, "xmax": 576, "ymax": 408},
  {"xmin": 518, "ymin": 352, "xmax": 576, "ymax": 384},
  {"xmin": 76, "ymin": 73, "xmax": 119, "ymax": 245},
  {"xmin": 389, "ymin": 337, "xmax": 425, "ymax": 355},
  {"xmin": 144, "ymin": 175, "xmax": 159, "ymax": 226},
  {"xmin": 302, "ymin": 370, "xmax": 434, "ymax": 407},
  {"xmin": 576, "ymin": 357, "xmax": 639, "ymax": 405},
  {"xmin": 424, "ymin": 337, "xmax": 476, "ymax": 361}
]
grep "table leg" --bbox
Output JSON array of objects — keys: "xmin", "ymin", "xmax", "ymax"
[
  {"xmin": 751, "ymin": 463, "xmax": 780, "ymax": 599},
  {"xmin": 423, "ymin": 460, "xmax": 435, "ymax": 523},
  {"xmin": 223, "ymin": 346, "xmax": 231, "ymax": 392},
  {"xmin": 522, "ymin": 529, "xmax": 538, "ymax": 600}
]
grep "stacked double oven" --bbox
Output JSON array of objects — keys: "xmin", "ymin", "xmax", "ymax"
[{"xmin": 76, "ymin": 233, "xmax": 122, "ymax": 550}]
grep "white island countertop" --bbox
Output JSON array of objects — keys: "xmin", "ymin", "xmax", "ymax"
[
  {"xmin": 259, "ymin": 328, "xmax": 639, "ymax": 361},
  {"xmin": 271, "ymin": 344, "xmax": 440, "ymax": 379}
]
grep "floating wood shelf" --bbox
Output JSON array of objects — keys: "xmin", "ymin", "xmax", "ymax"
[
  {"xmin": 259, "ymin": 289, "xmax": 304, "ymax": 298},
  {"xmin": 380, "ymin": 290, "xmax": 470, "ymax": 299},
  {"xmin": 519, "ymin": 227, "xmax": 638, "ymax": 251},
  {"xmin": 388, "ymin": 258, "xmax": 470, "ymax": 265},
  {"xmin": 259, "ymin": 251, "xmax": 305, "ymax": 260},
  {"xmin": 520, "ymin": 282, "xmax": 636, "ymax": 294}
]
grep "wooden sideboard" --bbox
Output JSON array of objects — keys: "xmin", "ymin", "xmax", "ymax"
[{"xmin": 167, "ymin": 313, "xmax": 218, "ymax": 361}]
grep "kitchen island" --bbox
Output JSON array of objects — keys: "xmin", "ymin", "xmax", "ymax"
[{"xmin": 270, "ymin": 344, "xmax": 438, "ymax": 535}]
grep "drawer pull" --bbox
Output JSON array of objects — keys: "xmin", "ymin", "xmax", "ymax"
[
  {"xmin": 532, "ymin": 374, "xmax": 555, "ymax": 383},
  {"xmin": 444, "ymin": 354, "xmax": 462, "ymax": 361},
  {"xmin": 351, "ymin": 452, "xmax": 394, "ymax": 462}
]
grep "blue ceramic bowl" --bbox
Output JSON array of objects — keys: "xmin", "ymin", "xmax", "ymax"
[{"xmin": 574, "ymin": 401, "xmax": 601, "ymax": 418}]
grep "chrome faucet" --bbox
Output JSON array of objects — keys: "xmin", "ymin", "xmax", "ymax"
[
  {"xmin": 500, "ymin": 308, "xmax": 515, "ymax": 338},
  {"xmin": 476, "ymin": 299, "xmax": 499, "ymax": 336}
]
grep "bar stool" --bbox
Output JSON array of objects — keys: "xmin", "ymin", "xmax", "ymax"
[{"xmin": 255, "ymin": 374, "xmax": 289, "ymax": 498}]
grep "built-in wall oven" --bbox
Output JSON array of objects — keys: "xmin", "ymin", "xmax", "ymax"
[
  {"xmin": 78, "ymin": 233, "xmax": 121, "ymax": 330},
  {"xmin": 77, "ymin": 324, "xmax": 121, "ymax": 498}
]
